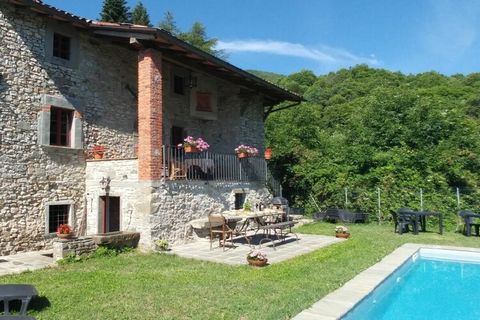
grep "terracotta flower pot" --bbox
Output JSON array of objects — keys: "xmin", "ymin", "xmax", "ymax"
[
  {"xmin": 57, "ymin": 233, "xmax": 72, "ymax": 240},
  {"xmin": 184, "ymin": 145, "xmax": 200, "ymax": 153},
  {"xmin": 336, "ymin": 233, "xmax": 350, "ymax": 239},
  {"xmin": 264, "ymin": 148, "xmax": 272, "ymax": 160},
  {"xmin": 247, "ymin": 258, "xmax": 268, "ymax": 267},
  {"xmin": 93, "ymin": 152, "xmax": 104, "ymax": 159},
  {"xmin": 237, "ymin": 152, "xmax": 249, "ymax": 159}
]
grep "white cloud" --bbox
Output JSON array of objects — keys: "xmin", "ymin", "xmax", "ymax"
[{"xmin": 216, "ymin": 39, "xmax": 379, "ymax": 66}]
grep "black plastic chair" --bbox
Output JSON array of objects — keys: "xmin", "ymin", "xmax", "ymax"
[
  {"xmin": 393, "ymin": 208, "xmax": 417, "ymax": 234},
  {"xmin": 458, "ymin": 210, "xmax": 480, "ymax": 237}
]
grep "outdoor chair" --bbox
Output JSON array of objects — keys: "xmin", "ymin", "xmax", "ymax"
[
  {"xmin": 169, "ymin": 162, "xmax": 187, "ymax": 180},
  {"xmin": 0, "ymin": 316, "xmax": 37, "ymax": 320},
  {"xmin": 208, "ymin": 214, "xmax": 250, "ymax": 251},
  {"xmin": 0, "ymin": 284, "xmax": 38, "ymax": 316},
  {"xmin": 458, "ymin": 210, "xmax": 480, "ymax": 237},
  {"xmin": 393, "ymin": 208, "xmax": 417, "ymax": 234}
]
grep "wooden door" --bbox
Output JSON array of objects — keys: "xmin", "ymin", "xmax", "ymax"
[{"xmin": 100, "ymin": 196, "xmax": 120, "ymax": 233}]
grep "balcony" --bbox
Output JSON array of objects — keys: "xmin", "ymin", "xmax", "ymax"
[{"xmin": 162, "ymin": 146, "xmax": 281, "ymax": 193}]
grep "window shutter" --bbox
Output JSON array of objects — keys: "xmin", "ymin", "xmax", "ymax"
[
  {"xmin": 37, "ymin": 106, "xmax": 51, "ymax": 146},
  {"xmin": 71, "ymin": 111, "xmax": 83, "ymax": 149}
]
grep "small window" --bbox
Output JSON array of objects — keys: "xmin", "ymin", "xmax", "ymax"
[
  {"xmin": 171, "ymin": 126, "xmax": 184, "ymax": 147},
  {"xmin": 196, "ymin": 92, "xmax": 212, "ymax": 112},
  {"xmin": 50, "ymin": 107, "xmax": 73, "ymax": 147},
  {"xmin": 173, "ymin": 75, "xmax": 185, "ymax": 95},
  {"xmin": 48, "ymin": 204, "xmax": 70, "ymax": 233},
  {"xmin": 53, "ymin": 33, "xmax": 71, "ymax": 60},
  {"xmin": 234, "ymin": 193, "xmax": 246, "ymax": 210}
]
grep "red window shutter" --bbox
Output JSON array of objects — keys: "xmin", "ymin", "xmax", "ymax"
[{"xmin": 196, "ymin": 92, "xmax": 212, "ymax": 112}]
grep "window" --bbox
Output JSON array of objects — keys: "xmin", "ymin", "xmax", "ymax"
[
  {"xmin": 53, "ymin": 33, "xmax": 71, "ymax": 60},
  {"xmin": 196, "ymin": 92, "xmax": 212, "ymax": 112},
  {"xmin": 48, "ymin": 204, "xmax": 70, "ymax": 233},
  {"xmin": 234, "ymin": 193, "xmax": 246, "ymax": 210},
  {"xmin": 49, "ymin": 107, "xmax": 73, "ymax": 147},
  {"xmin": 171, "ymin": 126, "xmax": 184, "ymax": 147},
  {"xmin": 173, "ymin": 75, "xmax": 185, "ymax": 95}
]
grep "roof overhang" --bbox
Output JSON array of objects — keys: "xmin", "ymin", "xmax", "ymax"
[{"xmin": 4, "ymin": 0, "xmax": 304, "ymax": 106}]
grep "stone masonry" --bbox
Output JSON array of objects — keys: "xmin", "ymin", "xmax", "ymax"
[
  {"xmin": 0, "ymin": 4, "xmax": 137, "ymax": 254},
  {"xmin": 52, "ymin": 237, "xmax": 97, "ymax": 261},
  {"xmin": 85, "ymin": 159, "xmax": 272, "ymax": 249},
  {"xmin": 1, "ymin": 2, "xmax": 274, "ymax": 254}
]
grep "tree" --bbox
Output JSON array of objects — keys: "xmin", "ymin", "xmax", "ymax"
[
  {"xmin": 264, "ymin": 65, "xmax": 480, "ymax": 229},
  {"xmin": 158, "ymin": 11, "xmax": 180, "ymax": 35},
  {"xmin": 100, "ymin": 0, "xmax": 130, "ymax": 23},
  {"xmin": 180, "ymin": 22, "xmax": 226, "ymax": 58},
  {"xmin": 131, "ymin": 1, "xmax": 151, "ymax": 26}
]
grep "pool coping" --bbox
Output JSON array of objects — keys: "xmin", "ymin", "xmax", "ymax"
[{"xmin": 292, "ymin": 243, "xmax": 480, "ymax": 320}]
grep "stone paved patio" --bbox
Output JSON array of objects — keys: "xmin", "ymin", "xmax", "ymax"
[
  {"xmin": 170, "ymin": 233, "xmax": 343, "ymax": 265},
  {"xmin": 0, "ymin": 250, "xmax": 55, "ymax": 277}
]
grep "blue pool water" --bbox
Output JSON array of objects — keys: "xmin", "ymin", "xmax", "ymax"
[{"xmin": 343, "ymin": 249, "xmax": 480, "ymax": 320}]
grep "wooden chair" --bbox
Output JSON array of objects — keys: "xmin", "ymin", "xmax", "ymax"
[
  {"xmin": 208, "ymin": 214, "xmax": 234, "ymax": 251},
  {"xmin": 169, "ymin": 162, "xmax": 187, "ymax": 180},
  {"xmin": 208, "ymin": 214, "xmax": 250, "ymax": 250}
]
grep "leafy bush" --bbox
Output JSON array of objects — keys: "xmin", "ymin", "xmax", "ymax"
[{"xmin": 265, "ymin": 66, "xmax": 480, "ymax": 230}]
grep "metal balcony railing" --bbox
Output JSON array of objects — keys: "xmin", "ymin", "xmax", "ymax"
[{"xmin": 162, "ymin": 145, "xmax": 268, "ymax": 183}]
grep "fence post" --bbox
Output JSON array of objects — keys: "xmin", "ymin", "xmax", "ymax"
[
  {"xmin": 456, "ymin": 187, "xmax": 460, "ymax": 210},
  {"xmin": 377, "ymin": 187, "xmax": 381, "ymax": 225},
  {"xmin": 420, "ymin": 188, "xmax": 423, "ymax": 211},
  {"xmin": 344, "ymin": 187, "xmax": 348, "ymax": 208}
]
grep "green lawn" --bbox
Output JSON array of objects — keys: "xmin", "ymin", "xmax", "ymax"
[{"xmin": 2, "ymin": 223, "xmax": 480, "ymax": 319}]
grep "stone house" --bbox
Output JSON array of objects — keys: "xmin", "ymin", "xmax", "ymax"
[{"xmin": 0, "ymin": 0, "xmax": 301, "ymax": 254}]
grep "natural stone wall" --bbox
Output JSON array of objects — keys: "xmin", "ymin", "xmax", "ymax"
[
  {"xmin": 0, "ymin": 3, "xmax": 268, "ymax": 255},
  {"xmin": 86, "ymin": 159, "xmax": 273, "ymax": 249},
  {"xmin": 52, "ymin": 237, "xmax": 98, "ymax": 261},
  {"xmin": 85, "ymin": 160, "xmax": 149, "ymax": 244},
  {"xmin": 0, "ymin": 4, "xmax": 137, "ymax": 255},
  {"xmin": 149, "ymin": 180, "xmax": 272, "ymax": 247},
  {"xmin": 162, "ymin": 61, "xmax": 265, "ymax": 154}
]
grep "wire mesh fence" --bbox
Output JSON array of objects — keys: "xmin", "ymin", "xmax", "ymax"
[{"xmin": 306, "ymin": 186, "xmax": 480, "ymax": 230}]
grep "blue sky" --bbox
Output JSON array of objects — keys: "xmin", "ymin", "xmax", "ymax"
[{"xmin": 45, "ymin": 0, "xmax": 480, "ymax": 76}]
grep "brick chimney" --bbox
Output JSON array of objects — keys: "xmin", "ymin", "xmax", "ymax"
[{"xmin": 137, "ymin": 49, "xmax": 163, "ymax": 181}]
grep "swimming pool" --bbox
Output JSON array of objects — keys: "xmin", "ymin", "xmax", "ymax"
[{"xmin": 343, "ymin": 248, "xmax": 480, "ymax": 320}]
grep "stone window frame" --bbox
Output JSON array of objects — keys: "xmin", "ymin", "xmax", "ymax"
[
  {"xmin": 37, "ymin": 94, "xmax": 83, "ymax": 149},
  {"xmin": 45, "ymin": 23, "xmax": 80, "ymax": 68},
  {"xmin": 96, "ymin": 193, "xmax": 123, "ymax": 234},
  {"xmin": 44, "ymin": 200, "xmax": 75, "ymax": 236}
]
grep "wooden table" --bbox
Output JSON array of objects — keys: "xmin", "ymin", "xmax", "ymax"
[
  {"xmin": 0, "ymin": 284, "xmax": 37, "ymax": 315},
  {"xmin": 223, "ymin": 209, "xmax": 284, "ymax": 232}
]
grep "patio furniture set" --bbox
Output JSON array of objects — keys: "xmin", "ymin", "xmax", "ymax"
[
  {"xmin": 208, "ymin": 209, "xmax": 298, "ymax": 251},
  {"xmin": 392, "ymin": 208, "xmax": 443, "ymax": 235}
]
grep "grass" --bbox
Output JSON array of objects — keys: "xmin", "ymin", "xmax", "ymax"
[{"xmin": 2, "ymin": 223, "xmax": 480, "ymax": 319}]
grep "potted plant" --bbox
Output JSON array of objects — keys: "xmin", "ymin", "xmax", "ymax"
[
  {"xmin": 178, "ymin": 136, "xmax": 210, "ymax": 153},
  {"xmin": 335, "ymin": 225, "xmax": 350, "ymax": 239},
  {"xmin": 155, "ymin": 239, "xmax": 169, "ymax": 251},
  {"xmin": 57, "ymin": 224, "xmax": 73, "ymax": 240},
  {"xmin": 234, "ymin": 145, "xmax": 259, "ymax": 159},
  {"xmin": 264, "ymin": 147, "xmax": 273, "ymax": 160},
  {"xmin": 92, "ymin": 145, "xmax": 106, "ymax": 159},
  {"xmin": 243, "ymin": 200, "xmax": 252, "ymax": 211},
  {"xmin": 246, "ymin": 250, "xmax": 268, "ymax": 267}
]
